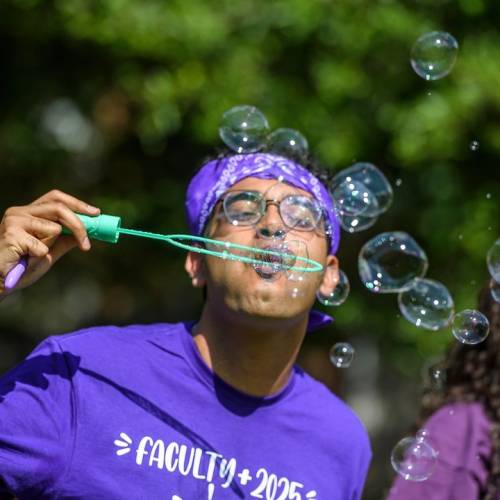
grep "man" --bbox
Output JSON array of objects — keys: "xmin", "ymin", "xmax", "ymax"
[{"xmin": 0, "ymin": 152, "xmax": 371, "ymax": 499}]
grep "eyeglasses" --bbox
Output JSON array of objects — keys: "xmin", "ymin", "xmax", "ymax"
[{"xmin": 218, "ymin": 190, "xmax": 324, "ymax": 232}]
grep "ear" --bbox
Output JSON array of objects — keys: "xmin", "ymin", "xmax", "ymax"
[
  {"xmin": 185, "ymin": 251, "xmax": 206, "ymax": 288},
  {"xmin": 318, "ymin": 255, "xmax": 339, "ymax": 296}
]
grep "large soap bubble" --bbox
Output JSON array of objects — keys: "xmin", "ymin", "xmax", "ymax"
[
  {"xmin": 398, "ymin": 278, "xmax": 454, "ymax": 330},
  {"xmin": 219, "ymin": 105, "xmax": 269, "ymax": 153},
  {"xmin": 331, "ymin": 163, "xmax": 393, "ymax": 217},
  {"xmin": 391, "ymin": 430, "xmax": 438, "ymax": 481},
  {"xmin": 411, "ymin": 31, "xmax": 459, "ymax": 81},
  {"xmin": 266, "ymin": 128, "xmax": 309, "ymax": 161},
  {"xmin": 317, "ymin": 269, "xmax": 350, "ymax": 306},
  {"xmin": 452, "ymin": 309, "xmax": 490, "ymax": 345},
  {"xmin": 359, "ymin": 232, "xmax": 429, "ymax": 293},
  {"xmin": 487, "ymin": 238, "xmax": 500, "ymax": 283}
]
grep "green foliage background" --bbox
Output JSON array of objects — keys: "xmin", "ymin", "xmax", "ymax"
[{"xmin": 1, "ymin": 0, "xmax": 499, "ymax": 497}]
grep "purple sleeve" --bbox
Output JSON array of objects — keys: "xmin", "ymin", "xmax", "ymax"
[
  {"xmin": 0, "ymin": 337, "xmax": 79, "ymax": 498},
  {"xmin": 352, "ymin": 442, "xmax": 372, "ymax": 500},
  {"xmin": 387, "ymin": 402, "xmax": 492, "ymax": 500}
]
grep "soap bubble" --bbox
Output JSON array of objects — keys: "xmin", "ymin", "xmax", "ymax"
[
  {"xmin": 470, "ymin": 140, "xmax": 480, "ymax": 151},
  {"xmin": 331, "ymin": 179, "xmax": 379, "ymax": 233},
  {"xmin": 487, "ymin": 239, "xmax": 500, "ymax": 282},
  {"xmin": 317, "ymin": 269, "xmax": 350, "ymax": 306},
  {"xmin": 329, "ymin": 342, "xmax": 354, "ymax": 368},
  {"xmin": 332, "ymin": 180, "xmax": 377, "ymax": 216},
  {"xmin": 427, "ymin": 362, "xmax": 447, "ymax": 391},
  {"xmin": 331, "ymin": 163, "xmax": 393, "ymax": 217},
  {"xmin": 411, "ymin": 31, "xmax": 459, "ymax": 81},
  {"xmin": 398, "ymin": 278, "xmax": 454, "ymax": 330},
  {"xmin": 284, "ymin": 240, "xmax": 310, "ymax": 299},
  {"xmin": 359, "ymin": 232, "xmax": 429, "ymax": 293},
  {"xmin": 490, "ymin": 279, "xmax": 500, "ymax": 303},
  {"xmin": 452, "ymin": 309, "xmax": 490, "ymax": 344},
  {"xmin": 266, "ymin": 128, "xmax": 308, "ymax": 161},
  {"xmin": 219, "ymin": 105, "xmax": 269, "ymax": 153},
  {"xmin": 391, "ymin": 432, "xmax": 438, "ymax": 481},
  {"xmin": 334, "ymin": 207, "xmax": 378, "ymax": 233}
]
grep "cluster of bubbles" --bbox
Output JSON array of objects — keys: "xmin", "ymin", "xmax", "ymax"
[
  {"xmin": 219, "ymin": 105, "xmax": 308, "ymax": 160},
  {"xmin": 410, "ymin": 31, "xmax": 459, "ymax": 81},
  {"xmin": 391, "ymin": 430, "xmax": 438, "ymax": 482},
  {"xmin": 358, "ymin": 230, "xmax": 492, "ymax": 344}
]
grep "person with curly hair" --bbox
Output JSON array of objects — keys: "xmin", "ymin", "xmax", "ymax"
[{"xmin": 388, "ymin": 281, "xmax": 500, "ymax": 499}]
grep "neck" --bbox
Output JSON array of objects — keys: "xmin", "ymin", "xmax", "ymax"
[{"xmin": 192, "ymin": 304, "xmax": 308, "ymax": 397}]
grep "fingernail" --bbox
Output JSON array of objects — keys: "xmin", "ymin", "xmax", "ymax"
[
  {"xmin": 83, "ymin": 237, "xmax": 91, "ymax": 250},
  {"xmin": 87, "ymin": 204, "xmax": 100, "ymax": 213}
]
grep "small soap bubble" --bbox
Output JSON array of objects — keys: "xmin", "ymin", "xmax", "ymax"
[
  {"xmin": 486, "ymin": 193, "xmax": 492, "ymax": 199},
  {"xmin": 487, "ymin": 238, "xmax": 500, "ymax": 282},
  {"xmin": 470, "ymin": 140, "xmax": 480, "ymax": 151},
  {"xmin": 289, "ymin": 285, "xmax": 305, "ymax": 299},
  {"xmin": 283, "ymin": 240, "xmax": 309, "ymax": 281},
  {"xmin": 490, "ymin": 279, "xmax": 500, "ymax": 303},
  {"xmin": 395, "ymin": 178, "xmax": 403, "ymax": 187},
  {"xmin": 398, "ymin": 278, "xmax": 454, "ymax": 330},
  {"xmin": 358, "ymin": 232, "xmax": 428, "ymax": 293},
  {"xmin": 331, "ymin": 163, "xmax": 393, "ymax": 217},
  {"xmin": 452, "ymin": 309, "xmax": 490, "ymax": 345},
  {"xmin": 329, "ymin": 342, "xmax": 354, "ymax": 368},
  {"xmin": 428, "ymin": 363, "xmax": 447, "ymax": 391},
  {"xmin": 411, "ymin": 31, "xmax": 459, "ymax": 81},
  {"xmin": 219, "ymin": 105, "xmax": 269, "ymax": 153},
  {"xmin": 391, "ymin": 435, "xmax": 438, "ymax": 482},
  {"xmin": 317, "ymin": 270, "xmax": 350, "ymax": 306},
  {"xmin": 266, "ymin": 128, "xmax": 309, "ymax": 160}
]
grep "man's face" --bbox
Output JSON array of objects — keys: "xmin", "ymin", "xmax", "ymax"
[{"xmin": 185, "ymin": 177, "xmax": 339, "ymax": 324}]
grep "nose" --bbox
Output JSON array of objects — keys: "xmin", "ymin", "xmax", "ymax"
[{"xmin": 255, "ymin": 203, "xmax": 287, "ymax": 241}]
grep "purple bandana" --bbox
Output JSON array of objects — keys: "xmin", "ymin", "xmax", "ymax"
[{"xmin": 185, "ymin": 153, "xmax": 341, "ymax": 332}]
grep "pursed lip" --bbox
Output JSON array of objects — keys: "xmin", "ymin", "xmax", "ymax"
[{"xmin": 250, "ymin": 243, "xmax": 296, "ymax": 280}]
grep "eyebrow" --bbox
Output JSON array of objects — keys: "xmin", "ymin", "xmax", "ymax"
[{"xmin": 223, "ymin": 189, "xmax": 317, "ymax": 201}]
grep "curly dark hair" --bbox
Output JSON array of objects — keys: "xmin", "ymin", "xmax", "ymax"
[
  {"xmin": 197, "ymin": 145, "xmax": 335, "ymax": 187},
  {"xmin": 418, "ymin": 281, "xmax": 500, "ymax": 499}
]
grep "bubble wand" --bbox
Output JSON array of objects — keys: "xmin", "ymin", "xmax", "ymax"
[{"xmin": 4, "ymin": 213, "xmax": 323, "ymax": 290}]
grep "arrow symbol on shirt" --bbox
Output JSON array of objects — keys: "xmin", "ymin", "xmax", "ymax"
[{"xmin": 114, "ymin": 432, "xmax": 133, "ymax": 456}]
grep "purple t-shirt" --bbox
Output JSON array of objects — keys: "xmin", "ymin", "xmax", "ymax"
[
  {"xmin": 387, "ymin": 402, "xmax": 495, "ymax": 500},
  {"xmin": 0, "ymin": 322, "xmax": 371, "ymax": 499}
]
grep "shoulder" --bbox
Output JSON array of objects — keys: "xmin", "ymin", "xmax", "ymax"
[
  {"xmin": 423, "ymin": 402, "xmax": 492, "ymax": 471},
  {"xmin": 293, "ymin": 367, "xmax": 371, "ymax": 456},
  {"xmin": 40, "ymin": 321, "xmax": 190, "ymax": 365}
]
